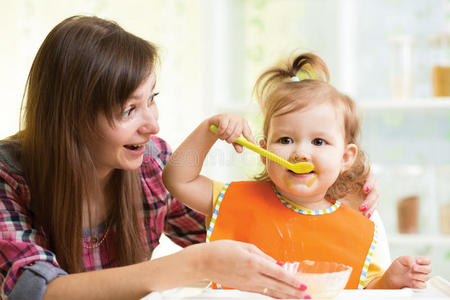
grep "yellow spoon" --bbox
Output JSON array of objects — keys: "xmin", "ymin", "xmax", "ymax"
[{"xmin": 209, "ymin": 124, "xmax": 314, "ymax": 174}]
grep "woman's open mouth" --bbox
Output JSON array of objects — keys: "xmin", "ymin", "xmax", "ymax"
[
  {"xmin": 124, "ymin": 144, "xmax": 144, "ymax": 150},
  {"xmin": 124, "ymin": 143, "xmax": 145, "ymax": 155}
]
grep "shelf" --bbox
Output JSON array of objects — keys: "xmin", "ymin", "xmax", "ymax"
[
  {"xmin": 213, "ymin": 98, "xmax": 450, "ymax": 114},
  {"xmin": 359, "ymin": 98, "xmax": 450, "ymax": 110},
  {"xmin": 213, "ymin": 102, "xmax": 258, "ymax": 115},
  {"xmin": 388, "ymin": 234, "xmax": 450, "ymax": 245}
]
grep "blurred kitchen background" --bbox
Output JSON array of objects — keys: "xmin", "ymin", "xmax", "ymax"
[{"xmin": 1, "ymin": 0, "xmax": 449, "ymax": 279}]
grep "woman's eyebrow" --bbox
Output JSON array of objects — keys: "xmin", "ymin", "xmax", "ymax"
[
  {"xmin": 129, "ymin": 80, "xmax": 157, "ymax": 100},
  {"xmin": 128, "ymin": 94, "xmax": 140, "ymax": 100}
]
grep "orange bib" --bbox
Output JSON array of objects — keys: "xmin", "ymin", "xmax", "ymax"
[{"xmin": 207, "ymin": 181, "xmax": 377, "ymax": 289}]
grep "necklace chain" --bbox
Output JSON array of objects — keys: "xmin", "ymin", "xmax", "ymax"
[{"xmin": 83, "ymin": 221, "xmax": 111, "ymax": 249}]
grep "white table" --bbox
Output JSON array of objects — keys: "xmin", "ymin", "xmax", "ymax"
[{"xmin": 142, "ymin": 277, "xmax": 450, "ymax": 299}]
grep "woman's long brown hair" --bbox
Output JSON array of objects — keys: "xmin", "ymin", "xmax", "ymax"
[{"xmin": 19, "ymin": 16, "xmax": 157, "ymax": 273}]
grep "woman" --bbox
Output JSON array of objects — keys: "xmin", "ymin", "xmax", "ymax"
[{"xmin": 0, "ymin": 16, "xmax": 378, "ymax": 300}]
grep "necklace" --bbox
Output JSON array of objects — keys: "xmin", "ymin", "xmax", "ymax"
[{"xmin": 83, "ymin": 221, "xmax": 111, "ymax": 249}]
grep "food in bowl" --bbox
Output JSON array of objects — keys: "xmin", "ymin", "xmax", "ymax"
[{"xmin": 281, "ymin": 260, "xmax": 352, "ymax": 299}]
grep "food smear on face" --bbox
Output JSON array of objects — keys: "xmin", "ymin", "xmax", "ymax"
[
  {"xmin": 306, "ymin": 174, "xmax": 317, "ymax": 187},
  {"xmin": 283, "ymin": 174, "xmax": 293, "ymax": 190}
]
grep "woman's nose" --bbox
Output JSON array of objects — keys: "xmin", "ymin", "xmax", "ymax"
[{"xmin": 139, "ymin": 109, "xmax": 159, "ymax": 135}]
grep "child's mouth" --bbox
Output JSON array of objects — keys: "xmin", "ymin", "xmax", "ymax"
[
  {"xmin": 287, "ymin": 169, "xmax": 317, "ymax": 187},
  {"xmin": 288, "ymin": 169, "xmax": 315, "ymax": 175}
]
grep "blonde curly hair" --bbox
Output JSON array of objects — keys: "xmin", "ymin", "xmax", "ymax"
[{"xmin": 253, "ymin": 53, "xmax": 370, "ymax": 200}]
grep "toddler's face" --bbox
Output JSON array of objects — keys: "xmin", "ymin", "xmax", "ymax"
[{"xmin": 263, "ymin": 102, "xmax": 356, "ymax": 205}]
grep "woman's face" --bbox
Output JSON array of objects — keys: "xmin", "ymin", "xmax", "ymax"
[{"xmin": 90, "ymin": 73, "xmax": 159, "ymax": 179}]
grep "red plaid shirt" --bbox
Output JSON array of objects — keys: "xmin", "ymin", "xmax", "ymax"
[{"xmin": 0, "ymin": 136, "xmax": 206, "ymax": 295}]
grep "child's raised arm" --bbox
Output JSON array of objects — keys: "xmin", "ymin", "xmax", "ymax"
[{"xmin": 162, "ymin": 114, "xmax": 256, "ymax": 217}]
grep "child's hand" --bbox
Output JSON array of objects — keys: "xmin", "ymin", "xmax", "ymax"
[
  {"xmin": 208, "ymin": 114, "xmax": 257, "ymax": 153},
  {"xmin": 383, "ymin": 256, "xmax": 432, "ymax": 289}
]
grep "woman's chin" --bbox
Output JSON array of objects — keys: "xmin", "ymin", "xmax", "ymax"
[{"xmin": 119, "ymin": 158, "xmax": 144, "ymax": 171}]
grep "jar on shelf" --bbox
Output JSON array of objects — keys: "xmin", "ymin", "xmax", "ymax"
[
  {"xmin": 388, "ymin": 35, "xmax": 415, "ymax": 99},
  {"xmin": 430, "ymin": 33, "xmax": 450, "ymax": 97},
  {"xmin": 397, "ymin": 195, "xmax": 419, "ymax": 234},
  {"xmin": 436, "ymin": 166, "xmax": 450, "ymax": 235},
  {"xmin": 391, "ymin": 165, "xmax": 430, "ymax": 234}
]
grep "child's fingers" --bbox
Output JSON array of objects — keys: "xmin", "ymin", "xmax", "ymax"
[
  {"xmin": 228, "ymin": 123, "xmax": 243, "ymax": 144},
  {"xmin": 224, "ymin": 121, "xmax": 238, "ymax": 141},
  {"xmin": 242, "ymin": 122, "xmax": 257, "ymax": 145},
  {"xmin": 410, "ymin": 280, "xmax": 427, "ymax": 289},
  {"xmin": 413, "ymin": 264, "xmax": 432, "ymax": 274},
  {"xmin": 411, "ymin": 272, "xmax": 430, "ymax": 283},
  {"xmin": 398, "ymin": 256, "xmax": 417, "ymax": 268},
  {"xmin": 221, "ymin": 121, "xmax": 240, "ymax": 143},
  {"xmin": 216, "ymin": 117, "xmax": 230, "ymax": 137},
  {"xmin": 233, "ymin": 144, "xmax": 243, "ymax": 153},
  {"xmin": 213, "ymin": 115, "xmax": 253, "ymax": 148},
  {"xmin": 415, "ymin": 257, "xmax": 431, "ymax": 265}
]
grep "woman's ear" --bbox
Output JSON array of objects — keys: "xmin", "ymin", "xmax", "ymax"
[
  {"xmin": 259, "ymin": 139, "xmax": 267, "ymax": 165},
  {"xmin": 341, "ymin": 143, "xmax": 358, "ymax": 172}
]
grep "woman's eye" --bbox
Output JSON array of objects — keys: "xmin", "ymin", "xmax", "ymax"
[
  {"xmin": 148, "ymin": 92, "xmax": 159, "ymax": 106},
  {"xmin": 312, "ymin": 138, "xmax": 327, "ymax": 146},
  {"xmin": 278, "ymin": 137, "xmax": 293, "ymax": 144},
  {"xmin": 122, "ymin": 106, "xmax": 135, "ymax": 118}
]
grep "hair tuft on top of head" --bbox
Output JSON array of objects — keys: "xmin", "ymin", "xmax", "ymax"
[
  {"xmin": 290, "ymin": 53, "xmax": 329, "ymax": 82},
  {"xmin": 253, "ymin": 52, "xmax": 329, "ymax": 114}
]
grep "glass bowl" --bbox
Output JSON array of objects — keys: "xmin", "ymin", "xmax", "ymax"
[{"xmin": 281, "ymin": 260, "xmax": 352, "ymax": 299}]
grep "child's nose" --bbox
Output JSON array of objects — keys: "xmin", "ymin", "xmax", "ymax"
[{"xmin": 291, "ymin": 151, "xmax": 310, "ymax": 162}]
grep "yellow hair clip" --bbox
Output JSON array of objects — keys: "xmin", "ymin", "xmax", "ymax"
[{"xmin": 295, "ymin": 65, "xmax": 318, "ymax": 81}]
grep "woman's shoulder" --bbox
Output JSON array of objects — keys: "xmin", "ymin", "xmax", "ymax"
[
  {"xmin": 0, "ymin": 139, "xmax": 29, "ymax": 207},
  {"xmin": 145, "ymin": 135, "xmax": 172, "ymax": 158},
  {"xmin": 140, "ymin": 135, "xmax": 172, "ymax": 174},
  {"xmin": 0, "ymin": 138, "xmax": 23, "ymax": 176},
  {"xmin": 139, "ymin": 136, "xmax": 172, "ymax": 203}
]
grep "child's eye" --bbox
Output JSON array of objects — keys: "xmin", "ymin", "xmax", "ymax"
[
  {"xmin": 312, "ymin": 138, "xmax": 327, "ymax": 146},
  {"xmin": 122, "ymin": 106, "xmax": 135, "ymax": 119},
  {"xmin": 278, "ymin": 137, "xmax": 294, "ymax": 144},
  {"xmin": 148, "ymin": 92, "xmax": 159, "ymax": 106}
]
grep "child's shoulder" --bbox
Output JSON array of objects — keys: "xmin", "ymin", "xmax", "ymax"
[{"xmin": 338, "ymin": 201, "xmax": 374, "ymax": 224}]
